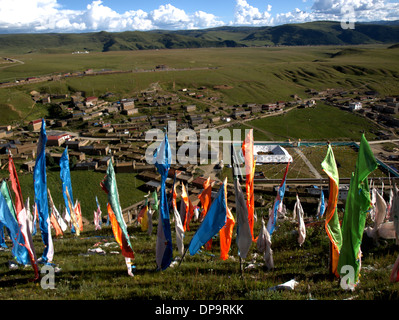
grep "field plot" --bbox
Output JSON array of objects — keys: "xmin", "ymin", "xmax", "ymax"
[{"xmin": 237, "ymin": 102, "xmax": 382, "ymax": 142}]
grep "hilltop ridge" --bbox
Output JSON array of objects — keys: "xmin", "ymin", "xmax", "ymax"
[{"xmin": 0, "ymin": 21, "xmax": 399, "ymax": 54}]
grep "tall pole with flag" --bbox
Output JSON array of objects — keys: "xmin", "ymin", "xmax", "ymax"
[
  {"xmin": 338, "ymin": 134, "xmax": 378, "ymax": 288},
  {"xmin": 33, "ymin": 119, "xmax": 53, "ymax": 263},
  {"xmin": 154, "ymin": 132, "xmax": 173, "ymax": 271}
]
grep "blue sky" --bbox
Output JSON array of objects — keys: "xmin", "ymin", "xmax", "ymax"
[
  {"xmin": 0, "ymin": 0, "xmax": 398, "ymax": 33},
  {"xmin": 55, "ymin": 0, "xmax": 309, "ymax": 22}
]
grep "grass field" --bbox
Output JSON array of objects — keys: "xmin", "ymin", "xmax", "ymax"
[
  {"xmin": 1, "ymin": 45, "xmax": 399, "ymax": 125},
  {"xmin": 0, "ymin": 211, "xmax": 398, "ymax": 301},
  {"xmin": 229, "ymin": 103, "xmax": 382, "ymax": 142}
]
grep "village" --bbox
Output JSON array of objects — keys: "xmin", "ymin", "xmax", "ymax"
[{"xmin": 1, "ymin": 74, "xmax": 399, "ymax": 220}]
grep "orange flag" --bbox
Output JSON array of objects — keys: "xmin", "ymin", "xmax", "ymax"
[
  {"xmin": 75, "ymin": 201, "xmax": 83, "ymax": 232},
  {"xmin": 220, "ymin": 207, "xmax": 235, "ymax": 260},
  {"xmin": 198, "ymin": 177, "xmax": 214, "ymax": 249},
  {"xmin": 198, "ymin": 177, "xmax": 212, "ymax": 220},
  {"xmin": 242, "ymin": 129, "xmax": 257, "ymax": 241},
  {"xmin": 50, "ymin": 213, "xmax": 63, "ymax": 237},
  {"xmin": 181, "ymin": 183, "xmax": 189, "ymax": 231},
  {"xmin": 107, "ymin": 203, "xmax": 135, "ymax": 259}
]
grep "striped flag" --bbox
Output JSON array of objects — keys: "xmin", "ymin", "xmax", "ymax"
[
  {"xmin": 101, "ymin": 160, "xmax": 135, "ymax": 276},
  {"xmin": 338, "ymin": 134, "xmax": 378, "ymax": 287}
]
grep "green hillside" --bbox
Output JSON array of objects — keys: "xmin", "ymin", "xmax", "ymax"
[{"xmin": 1, "ymin": 21, "xmax": 399, "ymax": 54}]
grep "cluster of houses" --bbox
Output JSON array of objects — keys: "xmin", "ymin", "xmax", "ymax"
[
  {"xmin": 1, "ymin": 83, "xmax": 399, "ymax": 212},
  {"xmin": 321, "ymin": 90, "xmax": 399, "ymax": 134}
]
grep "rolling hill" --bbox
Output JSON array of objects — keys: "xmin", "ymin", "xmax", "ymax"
[{"xmin": 0, "ymin": 21, "xmax": 399, "ymax": 54}]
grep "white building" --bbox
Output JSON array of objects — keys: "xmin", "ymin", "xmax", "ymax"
[
  {"xmin": 349, "ymin": 102, "xmax": 362, "ymax": 111},
  {"xmin": 254, "ymin": 144, "xmax": 293, "ymax": 164}
]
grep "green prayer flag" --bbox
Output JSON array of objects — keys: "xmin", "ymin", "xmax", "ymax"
[
  {"xmin": 338, "ymin": 134, "xmax": 378, "ymax": 287},
  {"xmin": 152, "ymin": 190, "xmax": 158, "ymax": 211},
  {"xmin": 0, "ymin": 180, "xmax": 17, "ymax": 220},
  {"xmin": 101, "ymin": 160, "xmax": 134, "ymax": 255}
]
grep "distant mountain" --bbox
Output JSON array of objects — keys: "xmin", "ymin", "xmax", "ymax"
[{"xmin": 1, "ymin": 21, "xmax": 399, "ymax": 54}]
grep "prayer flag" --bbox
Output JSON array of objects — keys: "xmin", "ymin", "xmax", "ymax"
[
  {"xmin": 198, "ymin": 177, "xmax": 212, "ymax": 221},
  {"xmin": 48, "ymin": 189, "xmax": 63, "ymax": 237},
  {"xmin": 189, "ymin": 179, "xmax": 228, "ymax": 256},
  {"xmin": 153, "ymin": 133, "xmax": 173, "ymax": 270},
  {"xmin": 172, "ymin": 184, "xmax": 184, "ymax": 256},
  {"xmin": 257, "ymin": 218, "xmax": 274, "ymax": 269},
  {"xmin": 180, "ymin": 183, "xmax": 189, "ymax": 231},
  {"xmin": 60, "ymin": 147, "xmax": 76, "ymax": 233},
  {"xmin": 0, "ymin": 181, "xmax": 30, "ymax": 266},
  {"xmin": 267, "ymin": 162, "xmax": 290, "ymax": 235},
  {"xmin": 101, "ymin": 160, "xmax": 135, "ymax": 276},
  {"xmin": 338, "ymin": 134, "xmax": 378, "ymax": 287},
  {"xmin": 317, "ymin": 188, "xmax": 326, "ymax": 218},
  {"xmin": 94, "ymin": 196, "xmax": 102, "ymax": 230},
  {"xmin": 8, "ymin": 153, "xmax": 24, "ymax": 214},
  {"xmin": 234, "ymin": 177, "xmax": 252, "ymax": 259},
  {"xmin": 294, "ymin": 194, "xmax": 306, "ymax": 246},
  {"xmin": 33, "ymin": 119, "xmax": 53, "ymax": 263},
  {"xmin": 74, "ymin": 200, "xmax": 83, "ymax": 232},
  {"xmin": 219, "ymin": 206, "xmax": 235, "ymax": 260},
  {"xmin": 65, "ymin": 187, "xmax": 79, "ymax": 236},
  {"xmin": 242, "ymin": 129, "xmax": 256, "ymax": 241}
]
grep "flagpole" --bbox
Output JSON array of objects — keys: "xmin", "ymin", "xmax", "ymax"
[{"xmin": 178, "ymin": 246, "xmax": 189, "ymax": 268}]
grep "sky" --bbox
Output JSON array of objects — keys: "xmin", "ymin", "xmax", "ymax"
[{"xmin": 0, "ymin": 0, "xmax": 398, "ymax": 33}]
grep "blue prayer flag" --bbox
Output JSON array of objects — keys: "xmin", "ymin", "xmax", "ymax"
[
  {"xmin": 154, "ymin": 133, "xmax": 173, "ymax": 270},
  {"xmin": 267, "ymin": 162, "xmax": 290, "ymax": 235},
  {"xmin": 0, "ymin": 183, "xmax": 29, "ymax": 265},
  {"xmin": 33, "ymin": 119, "xmax": 51, "ymax": 261},
  {"xmin": 189, "ymin": 180, "xmax": 228, "ymax": 256},
  {"xmin": 60, "ymin": 147, "xmax": 76, "ymax": 233}
]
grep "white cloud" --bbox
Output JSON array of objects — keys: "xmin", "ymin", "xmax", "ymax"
[
  {"xmin": 0, "ymin": 0, "xmax": 399, "ymax": 33},
  {"xmin": 231, "ymin": 0, "xmax": 273, "ymax": 25},
  {"xmin": 231, "ymin": 0, "xmax": 399, "ymax": 27},
  {"xmin": 309, "ymin": 0, "xmax": 399, "ymax": 22},
  {"xmin": 0, "ymin": 0, "xmax": 224, "ymax": 33}
]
